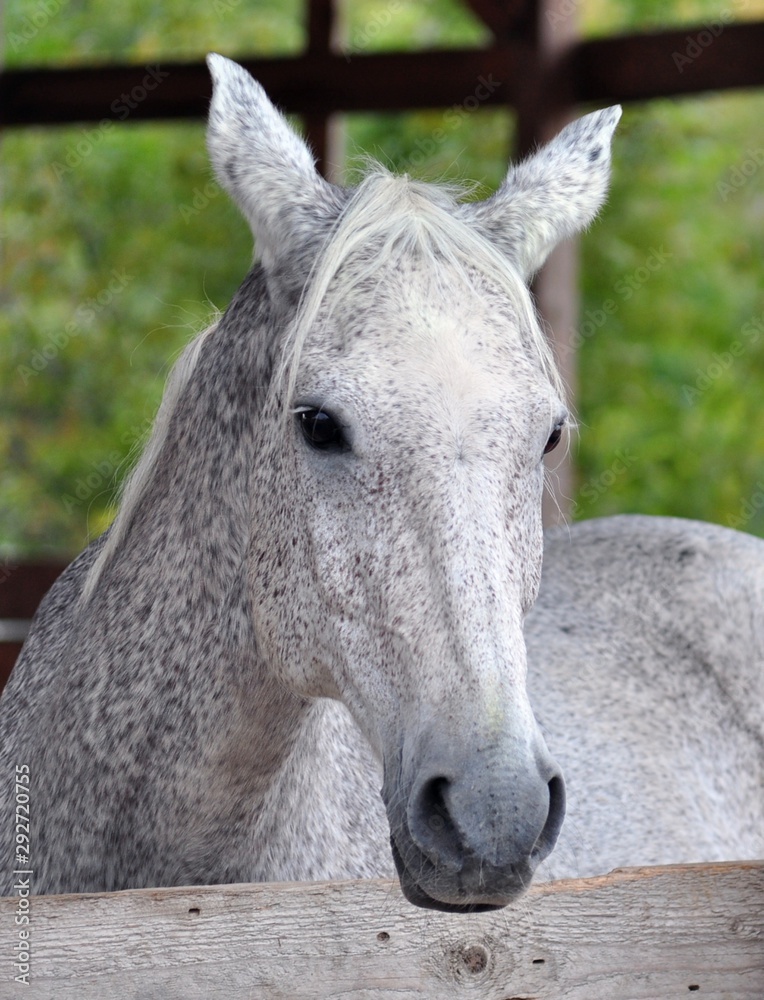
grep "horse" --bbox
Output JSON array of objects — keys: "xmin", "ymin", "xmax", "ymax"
[{"xmin": 1, "ymin": 55, "xmax": 762, "ymax": 912}]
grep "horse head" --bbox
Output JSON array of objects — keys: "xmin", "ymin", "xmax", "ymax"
[{"xmin": 207, "ymin": 55, "xmax": 620, "ymax": 911}]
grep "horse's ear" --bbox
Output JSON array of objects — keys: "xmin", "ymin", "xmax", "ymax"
[
  {"xmin": 206, "ymin": 54, "xmax": 346, "ymax": 295},
  {"xmin": 467, "ymin": 106, "xmax": 622, "ymax": 281}
]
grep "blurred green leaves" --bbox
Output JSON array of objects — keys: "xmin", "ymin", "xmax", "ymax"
[
  {"xmin": 2, "ymin": 0, "xmax": 763, "ymax": 556},
  {"xmin": 576, "ymin": 92, "xmax": 764, "ymax": 534}
]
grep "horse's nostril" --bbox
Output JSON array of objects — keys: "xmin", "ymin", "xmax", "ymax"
[
  {"xmin": 424, "ymin": 777, "xmax": 449, "ymax": 832},
  {"xmin": 409, "ymin": 776, "xmax": 462, "ymax": 867},
  {"xmin": 532, "ymin": 773, "xmax": 566, "ymax": 863}
]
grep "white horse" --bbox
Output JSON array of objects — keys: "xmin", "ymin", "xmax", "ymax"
[{"xmin": 1, "ymin": 56, "xmax": 761, "ymax": 912}]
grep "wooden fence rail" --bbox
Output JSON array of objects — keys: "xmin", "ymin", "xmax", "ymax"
[{"xmin": 1, "ymin": 861, "xmax": 762, "ymax": 999}]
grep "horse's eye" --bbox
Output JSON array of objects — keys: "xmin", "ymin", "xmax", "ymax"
[
  {"xmin": 298, "ymin": 408, "xmax": 347, "ymax": 451},
  {"xmin": 544, "ymin": 423, "xmax": 564, "ymax": 455}
]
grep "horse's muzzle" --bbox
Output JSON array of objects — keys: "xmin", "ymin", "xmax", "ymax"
[{"xmin": 385, "ymin": 751, "xmax": 566, "ymax": 912}]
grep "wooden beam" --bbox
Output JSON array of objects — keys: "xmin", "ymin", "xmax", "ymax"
[
  {"xmin": 2, "ymin": 21, "xmax": 761, "ymax": 127},
  {"xmin": 2, "ymin": 862, "xmax": 762, "ymax": 998},
  {"xmin": 574, "ymin": 20, "xmax": 764, "ymax": 104},
  {"xmin": 0, "ymin": 48, "xmax": 517, "ymax": 126}
]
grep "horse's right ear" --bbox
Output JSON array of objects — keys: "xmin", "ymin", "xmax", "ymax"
[{"xmin": 206, "ymin": 54, "xmax": 347, "ymax": 296}]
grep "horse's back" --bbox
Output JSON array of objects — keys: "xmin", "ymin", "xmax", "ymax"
[
  {"xmin": 0, "ymin": 537, "xmax": 103, "ymax": 894},
  {"xmin": 529, "ymin": 514, "xmax": 764, "ymax": 880}
]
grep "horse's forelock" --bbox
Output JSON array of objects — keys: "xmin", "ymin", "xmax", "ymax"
[{"xmin": 275, "ymin": 167, "xmax": 564, "ymax": 416}]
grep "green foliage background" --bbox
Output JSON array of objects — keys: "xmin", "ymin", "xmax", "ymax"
[{"xmin": 2, "ymin": 0, "xmax": 763, "ymax": 558}]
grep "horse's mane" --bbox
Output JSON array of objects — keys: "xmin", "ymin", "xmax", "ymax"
[
  {"xmin": 80, "ymin": 323, "xmax": 217, "ymax": 603},
  {"xmin": 80, "ymin": 165, "xmax": 563, "ymax": 605}
]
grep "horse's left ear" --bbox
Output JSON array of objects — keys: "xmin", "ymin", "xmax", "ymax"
[
  {"xmin": 206, "ymin": 54, "xmax": 347, "ymax": 296},
  {"xmin": 467, "ymin": 106, "xmax": 622, "ymax": 281}
]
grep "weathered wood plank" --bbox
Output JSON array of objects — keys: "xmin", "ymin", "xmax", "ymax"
[{"xmin": 2, "ymin": 862, "xmax": 762, "ymax": 998}]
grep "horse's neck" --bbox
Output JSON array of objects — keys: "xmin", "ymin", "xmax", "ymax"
[
  {"xmin": 239, "ymin": 697, "xmax": 390, "ymax": 882},
  {"xmin": 65, "ymin": 276, "xmax": 389, "ymax": 882},
  {"xmin": 143, "ymin": 620, "xmax": 389, "ymax": 883},
  {"xmin": 72, "ymin": 532, "xmax": 388, "ymax": 884},
  {"xmin": 106, "ymin": 276, "xmax": 275, "ymax": 603}
]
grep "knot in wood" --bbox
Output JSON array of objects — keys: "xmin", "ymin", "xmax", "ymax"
[
  {"xmin": 447, "ymin": 941, "xmax": 492, "ymax": 983},
  {"xmin": 461, "ymin": 945, "xmax": 488, "ymax": 973}
]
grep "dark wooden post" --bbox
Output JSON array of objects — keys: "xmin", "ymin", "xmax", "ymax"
[
  {"xmin": 303, "ymin": 0, "xmax": 341, "ymax": 178},
  {"xmin": 514, "ymin": 0, "xmax": 580, "ymax": 526}
]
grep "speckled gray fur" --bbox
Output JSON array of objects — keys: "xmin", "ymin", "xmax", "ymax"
[
  {"xmin": 531, "ymin": 516, "xmax": 764, "ymax": 881},
  {"xmin": 1, "ymin": 58, "xmax": 762, "ymax": 908}
]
